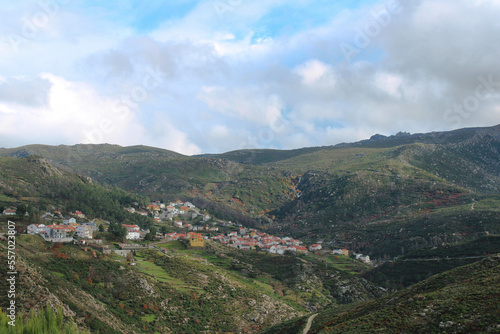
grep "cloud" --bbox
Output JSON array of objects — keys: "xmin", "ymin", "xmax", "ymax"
[
  {"xmin": 0, "ymin": 77, "xmax": 52, "ymax": 107},
  {"xmin": 1, "ymin": 0, "xmax": 500, "ymax": 154}
]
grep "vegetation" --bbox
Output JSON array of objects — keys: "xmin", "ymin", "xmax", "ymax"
[
  {"xmin": 261, "ymin": 254, "xmax": 500, "ymax": 333},
  {"xmin": 0, "ymin": 304, "xmax": 88, "ymax": 334},
  {"xmin": 0, "ymin": 156, "xmax": 152, "ymax": 229},
  {"xmin": 1, "ymin": 124, "xmax": 500, "ymax": 333},
  {"xmin": 363, "ymin": 235, "xmax": 500, "ymax": 289},
  {"xmin": 2, "ymin": 125, "xmax": 499, "ymax": 259}
]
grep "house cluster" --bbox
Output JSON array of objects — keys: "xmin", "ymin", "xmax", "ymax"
[
  {"xmin": 126, "ymin": 200, "xmax": 211, "ymax": 223},
  {"xmin": 331, "ymin": 248, "xmax": 371, "ymax": 264},
  {"xmin": 27, "ymin": 212, "xmax": 97, "ymax": 241},
  {"xmin": 206, "ymin": 227, "xmax": 311, "ymax": 254}
]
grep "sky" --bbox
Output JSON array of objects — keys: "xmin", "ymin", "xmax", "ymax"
[{"xmin": 0, "ymin": 0, "xmax": 499, "ymax": 155}]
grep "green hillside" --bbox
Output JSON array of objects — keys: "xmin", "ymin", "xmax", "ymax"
[
  {"xmin": 363, "ymin": 235, "xmax": 500, "ymax": 289},
  {"xmin": 0, "ymin": 144, "xmax": 298, "ymax": 220},
  {"xmin": 261, "ymin": 254, "xmax": 500, "ymax": 334},
  {"xmin": 2, "ymin": 124, "xmax": 500, "ymax": 259},
  {"xmin": 0, "ymin": 155, "xmax": 151, "ymax": 228},
  {"xmin": 0, "ymin": 234, "xmax": 382, "ymax": 333}
]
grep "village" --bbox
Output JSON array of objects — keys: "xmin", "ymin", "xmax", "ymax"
[{"xmin": 2, "ymin": 201, "xmax": 371, "ymax": 264}]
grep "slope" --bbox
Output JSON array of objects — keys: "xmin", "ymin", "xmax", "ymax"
[
  {"xmin": 0, "ymin": 155, "xmax": 151, "ymax": 228},
  {"xmin": 261, "ymin": 253, "xmax": 500, "ymax": 334},
  {"xmin": 0, "ymin": 144, "xmax": 299, "ymax": 220},
  {"xmin": 0, "ymin": 234, "xmax": 384, "ymax": 333}
]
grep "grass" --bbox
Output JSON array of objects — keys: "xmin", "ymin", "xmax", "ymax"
[
  {"xmin": 135, "ymin": 257, "xmax": 205, "ymax": 294},
  {"xmin": 141, "ymin": 314, "xmax": 156, "ymax": 323},
  {"xmin": 262, "ymin": 254, "xmax": 500, "ymax": 334},
  {"xmin": 51, "ymin": 271, "xmax": 65, "ymax": 279},
  {"xmin": 324, "ymin": 255, "xmax": 369, "ymax": 274},
  {"xmin": 157, "ymin": 240, "xmax": 186, "ymax": 250}
]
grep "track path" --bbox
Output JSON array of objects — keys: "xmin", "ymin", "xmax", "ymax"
[{"xmin": 303, "ymin": 313, "xmax": 318, "ymax": 334}]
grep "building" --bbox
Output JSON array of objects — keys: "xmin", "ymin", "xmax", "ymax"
[
  {"xmin": 2, "ymin": 209, "xmax": 16, "ymax": 216},
  {"xmin": 147, "ymin": 204, "xmax": 161, "ymax": 212},
  {"xmin": 122, "ymin": 224, "xmax": 141, "ymax": 240},
  {"xmin": 63, "ymin": 217, "xmax": 77, "ymax": 225},
  {"xmin": 185, "ymin": 202, "xmax": 196, "ymax": 209},
  {"xmin": 27, "ymin": 224, "xmax": 48, "ymax": 235},
  {"xmin": 73, "ymin": 211, "xmax": 86, "ymax": 218},
  {"xmin": 75, "ymin": 225, "xmax": 93, "ymax": 239},
  {"xmin": 295, "ymin": 246, "xmax": 308, "ymax": 254},
  {"xmin": 189, "ymin": 233, "xmax": 205, "ymax": 247},
  {"xmin": 309, "ymin": 244, "xmax": 322, "ymax": 251},
  {"xmin": 49, "ymin": 225, "xmax": 75, "ymax": 239}
]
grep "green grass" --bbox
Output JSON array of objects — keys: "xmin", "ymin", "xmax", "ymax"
[
  {"xmin": 141, "ymin": 314, "xmax": 156, "ymax": 322},
  {"xmin": 136, "ymin": 258, "xmax": 205, "ymax": 294},
  {"xmin": 51, "ymin": 271, "xmax": 66, "ymax": 279},
  {"xmin": 157, "ymin": 240, "xmax": 187, "ymax": 250},
  {"xmin": 324, "ymin": 255, "xmax": 369, "ymax": 274}
]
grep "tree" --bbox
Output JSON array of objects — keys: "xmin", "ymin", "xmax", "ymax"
[
  {"xmin": 98, "ymin": 224, "xmax": 105, "ymax": 233},
  {"xmin": 160, "ymin": 225, "xmax": 168, "ymax": 235},
  {"xmin": 16, "ymin": 204, "xmax": 27, "ymax": 217},
  {"xmin": 144, "ymin": 226, "xmax": 157, "ymax": 241},
  {"xmin": 108, "ymin": 221, "xmax": 126, "ymax": 240}
]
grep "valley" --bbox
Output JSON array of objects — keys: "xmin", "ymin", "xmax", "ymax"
[{"xmin": 1, "ymin": 124, "xmax": 500, "ymax": 333}]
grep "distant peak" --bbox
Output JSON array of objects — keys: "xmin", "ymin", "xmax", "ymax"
[
  {"xmin": 395, "ymin": 131, "xmax": 411, "ymax": 137},
  {"xmin": 369, "ymin": 134, "xmax": 387, "ymax": 141}
]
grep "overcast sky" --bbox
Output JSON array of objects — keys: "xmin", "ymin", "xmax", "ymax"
[{"xmin": 0, "ymin": 0, "xmax": 499, "ymax": 155}]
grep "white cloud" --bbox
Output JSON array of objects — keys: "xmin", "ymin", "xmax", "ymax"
[
  {"xmin": 198, "ymin": 86, "xmax": 285, "ymax": 126},
  {"xmin": 1, "ymin": 0, "xmax": 500, "ymax": 153},
  {"xmin": 294, "ymin": 59, "xmax": 335, "ymax": 86}
]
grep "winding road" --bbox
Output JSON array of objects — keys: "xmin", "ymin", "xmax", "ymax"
[{"xmin": 303, "ymin": 313, "xmax": 318, "ymax": 334}]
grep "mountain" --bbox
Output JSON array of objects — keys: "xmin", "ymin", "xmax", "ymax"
[
  {"xmin": 260, "ymin": 253, "xmax": 500, "ymax": 333},
  {"xmin": 1, "ymin": 125, "xmax": 500, "ymax": 333},
  {"xmin": 0, "ymin": 155, "xmax": 151, "ymax": 228},
  {"xmin": 0, "ymin": 144, "xmax": 299, "ymax": 223},
  {"xmin": 2, "ymin": 124, "xmax": 500, "ymax": 259}
]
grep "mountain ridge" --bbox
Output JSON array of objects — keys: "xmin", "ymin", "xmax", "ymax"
[{"xmin": 1, "ymin": 124, "xmax": 500, "ymax": 259}]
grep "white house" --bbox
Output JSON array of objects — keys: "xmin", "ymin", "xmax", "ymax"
[
  {"xmin": 63, "ymin": 217, "xmax": 77, "ymax": 225},
  {"xmin": 2, "ymin": 209, "xmax": 16, "ymax": 216},
  {"xmin": 309, "ymin": 244, "xmax": 322, "ymax": 251},
  {"xmin": 49, "ymin": 225, "xmax": 75, "ymax": 239},
  {"xmin": 75, "ymin": 225, "xmax": 93, "ymax": 239},
  {"xmin": 27, "ymin": 224, "xmax": 48, "ymax": 235},
  {"xmin": 185, "ymin": 202, "xmax": 196, "ymax": 209},
  {"xmin": 122, "ymin": 224, "xmax": 141, "ymax": 240}
]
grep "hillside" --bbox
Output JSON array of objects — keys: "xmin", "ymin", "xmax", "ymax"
[
  {"xmin": 0, "ymin": 235, "xmax": 383, "ymax": 333},
  {"xmin": 0, "ymin": 144, "xmax": 298, "ymax": 221},
  {"xmin": 0, "ymin": 155, "xmax": 151, "ymax": 228},
  {"xmin": 261, "ymin": 253, "xmax": 500, "ymax": 333},
  {"xmin": 363, "ymin": 235, "xmax": 500, "ymax": 289},
  {"xmin": 1, "ymin": 124, "xmax": 500, "ymax": 259}
]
